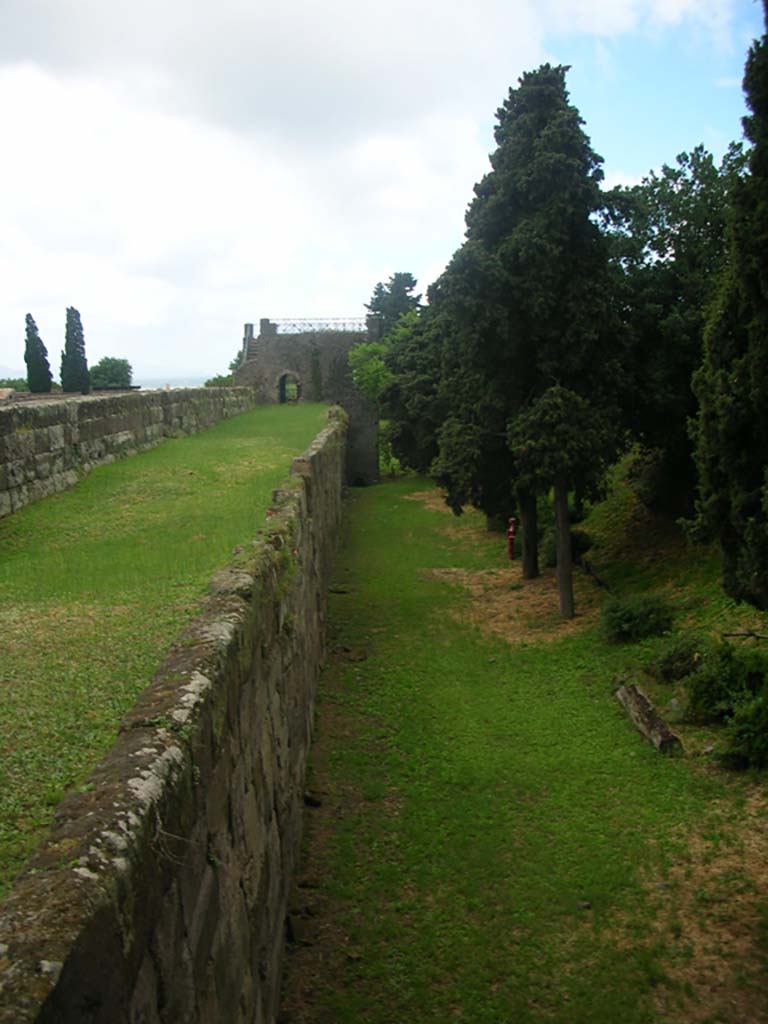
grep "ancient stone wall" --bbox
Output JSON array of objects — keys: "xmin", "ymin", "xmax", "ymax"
[
  {"xmin": 0, "ymin": 410, "xmax": 347, "ymax": 1024},
  {"xmin": 234, "ymin": 321, "xmax": 379, "ymax": 486},
  {"xmin": 0, "ymin": 388, "xmax": 256, "ymax": 519}
]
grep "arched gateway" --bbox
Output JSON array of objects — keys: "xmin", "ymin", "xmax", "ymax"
[
  {"xmin": 276, "ymin": 371, "xmax": 301, "ymax": 403},
  {"xmin": 233, "ymin": 317, "xmax": 381, "ymax": 485}
]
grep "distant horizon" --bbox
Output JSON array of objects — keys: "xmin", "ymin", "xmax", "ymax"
[{"xmin": 0, "ymin": 366, "xmax": 215, "ymax": 388}]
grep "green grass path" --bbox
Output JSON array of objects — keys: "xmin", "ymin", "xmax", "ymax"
[
  {"xmin": 282, "ymin": 477, "xmax": 764, "ymax": 1024},
  {"xmin": 0, "ymin": 403, "xmax": 327, "ymax": 897}
]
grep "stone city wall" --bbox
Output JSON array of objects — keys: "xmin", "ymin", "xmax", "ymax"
[
  {"xmin": 0, "ymin": 388, "xmax": 257, "ymax": 518},
  {"xmin": 234, "ymin": 322, "xmax": 379, "ymax": 486},
  {"xmin": 0, "ymin": 409, "xmax": 347, "ymax": 1023}
]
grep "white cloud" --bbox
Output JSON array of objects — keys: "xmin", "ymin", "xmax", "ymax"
[
  {"xmin": 0, "ymin": 0, "xmax": 755, "ymax": 377},
  {"xmin": 0, "ymin": 63, "xmax": 490, "ymax": 375},
  {"xmin": 0, "ymin": 0, "xmax": 543, "ymax": 145},
  {"xmin": 537, "ymin": 0, "xmax": 736, "ymax": 37}
]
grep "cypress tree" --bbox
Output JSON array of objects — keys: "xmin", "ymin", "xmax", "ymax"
[
  {"xmin": 691, "ymin": 4, "xmax": 768, "ymax": 607},
  {"xmin": 61, "ymin": 307, "xmax": 90, "ymax": 394},
  {"xmin": 431, "ymin": 64, "xmax": 621, "ymax": 605},
  {"xmin": 23, "ymin": 313, "xmax": 53, "ymax": 393}
]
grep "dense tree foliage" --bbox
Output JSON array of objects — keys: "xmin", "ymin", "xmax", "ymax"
[
  {"xmin": 349, "ymin": 273, "xmax": 426, "ymax": 475},
  {"xmin": 352, "ymin": 31, "xmax": 768, "ymax": 618},
  {"xmin": 427, "ymin": 64, "xmax": 621, "ymax": 604},
  {"xmin": 0, "ymin": 377, "xmax": 29, "ymax": 392},
  {"xmin": 365, "ymin": 272, "xmax": 421, "ymax": 336},
  {"xmin": 23, "ymin": 314, "xmax": 53, "ymax": 393},
  {"xmin": 60, "ymin": 307, "xmax": 90, "ymax": 394},
  {"xmin": 691, "ymin": 2, "xmax": 768, "ymax": 608},
  {"xmin": 350, "ymin": 273, "xmax": 423, "ymax": 400},
  {"xmin": 348, "ymin": 339, "xmax": 394, "ymax": 403},
  {"xmin": 603, "ymin": 145, "xmax": 745, "ymax": 512},
  {"xmin": 381, "ymin": 308, "xmax": 448, "ymax": 476},
  {"xmin": 90, "ymin": 356, "xmax": 132, "ymax": 389}
]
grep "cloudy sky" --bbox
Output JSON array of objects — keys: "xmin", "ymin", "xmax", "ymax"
[{"xmin": 0, "ymin": 0, "xmax": 763, "ymax": 383}]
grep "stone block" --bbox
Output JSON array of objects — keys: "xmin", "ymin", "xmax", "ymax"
[
  {"xmin": 128, "ymin": 953, "xmax": 162, "ymax": 1024},
  {"xmin": 34, "ymin": 452, "xmax": 53, "ymax": 481},
  {"xmin": 212, "ymin": 888, "xmax": 251, "ymax": 1022},
  {"xmin": 9, "ymin": 483, "xmax": 28, "ymax": 511},
  {"xmin": 48, "ymin": 423, "xmax": 66, "ymax": 451},
  {"xmin": 185, "ymin": 864, "xmax": 220, "ymax": 981},
  {"xmin": 151, "ymin": 882, "xmax": 196, "ymax": 1024}
]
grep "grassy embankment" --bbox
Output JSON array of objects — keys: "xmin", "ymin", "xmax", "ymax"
[
  {"xmin": 0, "ymin": 402, "xmax": 327, "ymax": 899},
  {"xmin": 281, "ymin": 472, "xmax": 768, "ymax": 1024}
]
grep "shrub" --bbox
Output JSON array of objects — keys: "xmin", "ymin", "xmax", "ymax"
[
  {"xmin": 685, "ymin": 643, "xmax": 767, "ymax": 723},
  {"xmin": 722, "ymin": 694, "xmax": 768, "ymax": 769},
  {"xmin": 601, "ymin": 594, "xmax": 674, "ymax": 643},
  {"xmin": 378, "ymin": 428, "xmax": 401, "ymax": 477},
  {"xmin": 647, "ymin": 633, "xmax": 711, "ymax": 683}
]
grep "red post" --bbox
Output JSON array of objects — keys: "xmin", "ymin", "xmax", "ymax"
[{"xmin": 507, "ymin": 516, "xmax": 517, "ymax": 561}]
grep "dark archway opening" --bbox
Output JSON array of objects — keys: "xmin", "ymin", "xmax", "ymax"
[{"xmin": 278, "ymin": 373, "xmax": 302, "ymax": 403}]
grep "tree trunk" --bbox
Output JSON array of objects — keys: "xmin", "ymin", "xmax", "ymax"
[
  {"xmin": 616, "ymin": 683, "xmax": 683, "ymax": 756},
  {"xmin": 517, "ymin": 487, "xmax": 539, "ymax": 579},
  {"xmin": 554, "ymin": 475, "xmax": 574, "ymax": 619}
]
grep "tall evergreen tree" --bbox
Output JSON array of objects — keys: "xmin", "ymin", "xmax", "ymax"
[
  {"xmin": 432, "ymin": 64, "xmax": 621, "ymax": 607},
  {"xmin": 691, "ymin": 3, "xmax": 768, "ymax": 608},
  {"xmin": 365, "ymin": 272, "xmax": 421, "ymax": 336},
  {"xmin": 23, "ymin": 313, "xmax": 53, "ymax": 393},
  {"xmin": 61, "ymin": 307, "xmax": 90, "ymax": 394}
]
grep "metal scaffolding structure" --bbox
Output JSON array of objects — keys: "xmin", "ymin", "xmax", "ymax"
[{"xmin": 271, "ymin": 317, "xmax": 369, "ymax": 334}]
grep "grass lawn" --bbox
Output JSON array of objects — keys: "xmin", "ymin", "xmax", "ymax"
[
  {"xmin": 281, "ymin": 477, "xmax": 768, "ymax": 1024},
  {"xmin": 0, "ymin": 402, "xmax": 328, "ymax": 898}
]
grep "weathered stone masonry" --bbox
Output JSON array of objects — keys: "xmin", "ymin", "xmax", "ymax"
[
  {"xmin": 0, "ymin": 409, "xmax": 347, "ymax": 1023},
  {"xmin": 234, "ymin": 318, "xmax": 379, "ymax": 486},
  {"xmin": 0, "ymin": 387, "xmax": 256, "ymax": 519}
]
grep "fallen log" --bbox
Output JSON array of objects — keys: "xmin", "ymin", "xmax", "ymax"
[{"xmin": 616, "ymin": 682, "xmax": 684, "ymax": 757}]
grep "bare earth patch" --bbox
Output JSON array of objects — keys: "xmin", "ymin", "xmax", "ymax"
[
  {"xmin": 422, "ymin": 566, "xmax": 600, "ymax": 645},
  {"xmin": 402, "ymin": 488, "xmax": 453, "ymax": 514},
  {"xmin": 406, "ymin": 487, "xmax": 602, "ymax": 644}
]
